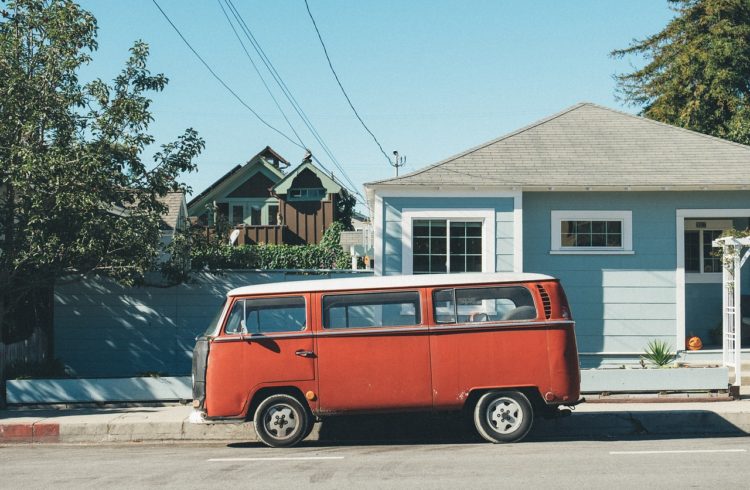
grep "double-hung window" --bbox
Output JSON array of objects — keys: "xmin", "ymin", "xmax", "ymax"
[
  {"xmin": 412, "ymin": 219, "xmax": 483, "ymax": 274},
  {"xmin": 402, "ymin": 209, "xmax": 495, "ymax": 275}
]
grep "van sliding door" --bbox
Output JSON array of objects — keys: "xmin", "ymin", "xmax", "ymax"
[{"xmin": 315, "ymin": 290, "xmax": 432, "ymax": 412}]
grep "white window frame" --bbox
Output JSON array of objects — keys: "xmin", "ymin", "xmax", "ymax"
[
  {"xmin": 401, "ymin": 209, "xmax": 496, "ymax": 275},
  {"xmin": 684, "ymin": 219, "xmax": 733, "ymax": 284},
  {"xmin": 550, "ymin": 210, "xmax": 633, "ymax": 255},
  {"xmin": 221, "ymin": 198, "xmax": 277, "ymax": 226}
]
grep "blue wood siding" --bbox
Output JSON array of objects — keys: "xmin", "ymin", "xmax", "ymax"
[
  {"xmin": 380, "ymin": 197, "xmax": 515, "ymax": 275},
  {"xmin": 54, "ymin": 271, "xmax": 372, "ymax": 377},
  {"xmin": 523, "ymin": 191, "xmax": 750, "ymax": 365}
]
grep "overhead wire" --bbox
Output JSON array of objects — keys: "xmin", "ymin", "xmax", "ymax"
[
  {"xmin": 216, "ymin": 0, "xmax": 307, "ymax": 149},
  {"xmin": 221, "ymin": 4, "xmax": 369, "ymax": 212},
  {"xmin": 151, "ymin": 0, "xmax": 304, "ymax": 151},
  {"xmin": 303, "ymin": 0, "xmax": 392, "ymax": 165},
  {"xmin": 223, "ymin": 0, "xmax": 365, "ymax": 203}
]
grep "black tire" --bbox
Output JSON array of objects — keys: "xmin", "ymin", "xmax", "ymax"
[
  {"xmin": 254, "ymin": 394, "xmax": 311, "ymax": 448},
  {"xmin": 473, "ymin": 390, "xmax": 533, "ymax": 443}
]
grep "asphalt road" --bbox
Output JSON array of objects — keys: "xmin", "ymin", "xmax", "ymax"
[{"xmin": 2, "ymin": 436, "xmax": 749, "ymax": 489}]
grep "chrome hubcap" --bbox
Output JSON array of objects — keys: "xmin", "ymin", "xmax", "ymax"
[
  {"xmin": 486, "ymin": 397, "xmax": 523, "ymax": 434},
  {"xmin": 264, "ymin": 404, "xmax": 298, "ymax": 440}
]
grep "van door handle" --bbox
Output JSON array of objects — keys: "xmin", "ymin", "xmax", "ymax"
[{"xmin": 295, "ymin": 350, "xmax": 316, "ymax": 358}]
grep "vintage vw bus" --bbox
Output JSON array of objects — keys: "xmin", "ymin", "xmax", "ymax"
[{"xmin": 192, "ymin": 272, "xmax": 581, "ymax": 447}]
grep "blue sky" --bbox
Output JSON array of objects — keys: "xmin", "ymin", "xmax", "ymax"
[{"xmin": 77, "ymin": 0, "xmax": 675, "ymax": 206}]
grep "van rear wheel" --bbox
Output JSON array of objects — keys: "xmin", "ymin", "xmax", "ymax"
[
  {"xmin": 473, "ymin": 390, "xmax": 533, "ymax": 443},
  {"xmin": 254, "ymin": 394, "xmax": 311, "ymax": 448}
]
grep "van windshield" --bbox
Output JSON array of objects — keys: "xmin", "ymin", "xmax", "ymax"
[{"xmin": 204, "ymin": 300, "xmax": 228, "ymax": 335}]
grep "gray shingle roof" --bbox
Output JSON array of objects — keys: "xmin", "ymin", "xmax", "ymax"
[
  {"xmin": 365, "ymin": 103, "xmax": 750, "ymax": 189},
  {"xmin": 158, "ymin": 192, "xmax": 185, "ymax": 231}
]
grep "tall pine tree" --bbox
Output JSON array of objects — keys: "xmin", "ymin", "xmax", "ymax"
[{"xmin": 612, "ymin": 0, "xmax": 750, "ymax": 144}]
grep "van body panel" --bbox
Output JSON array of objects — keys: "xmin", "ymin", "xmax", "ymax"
[
  {"xmin": 196, "ymin": 273, "xmax": 582, "ymax": 424},
  {"xmin": 429, "ymin": 324, "xmax": 552, "ymax": 409}
]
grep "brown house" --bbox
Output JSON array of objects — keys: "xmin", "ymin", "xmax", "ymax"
[{"xmin": 187, "ymin": 147, "xmax": 345, "ymax": 245}]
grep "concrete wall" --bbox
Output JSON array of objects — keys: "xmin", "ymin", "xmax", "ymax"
[{"xmin": 54, "ymin": 270, "xmax": 372, "ymax": 378}]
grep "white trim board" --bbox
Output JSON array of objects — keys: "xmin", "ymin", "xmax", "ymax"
[
  {"xmin": 675, "ymin": 208, "xmax": 750, "ymax": 348},
  {"xmin": 550, "ymin": 210, "xmax": 633, "ymax": 254},
  {"xmin": 371, "ymin": 190, "xmax": 522, "ymax": 276},
  {"xmin": 401, "ymin": 209, "xmax": 496, "ymax": 274}
]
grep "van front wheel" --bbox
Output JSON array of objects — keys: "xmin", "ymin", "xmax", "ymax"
[
  {"xmin": 473, "ymin": 390, "xmax": 533, "ymax": 443},
  {"xmin": 254, "ymin": 394, "xmax": 311, "ymax": 448}
]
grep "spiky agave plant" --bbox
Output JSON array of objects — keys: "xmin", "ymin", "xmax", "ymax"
[{"xmin": 641, "ymin": 340, "xmax": 675, "ymax": 367}]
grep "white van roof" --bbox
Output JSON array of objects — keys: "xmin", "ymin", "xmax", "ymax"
[{"xmin": 227, "ymin": 272, "xmax": 555, "ymax": 297}]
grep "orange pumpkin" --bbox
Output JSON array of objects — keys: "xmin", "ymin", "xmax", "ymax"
[{"xmin": 687, "ymin": 336, "xmax": 703, "ymax": 351}]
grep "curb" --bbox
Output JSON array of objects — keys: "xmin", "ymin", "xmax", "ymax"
[{"xmin": 2, "ymin": 404, "xmax": 749, "ymax": 444}]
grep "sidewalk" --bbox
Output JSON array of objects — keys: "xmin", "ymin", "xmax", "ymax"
[{"xmin": 2, "ymin": 400, "xmax": 750, "ymax": 444}]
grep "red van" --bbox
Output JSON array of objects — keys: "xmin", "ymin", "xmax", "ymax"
[{"xmin": 191, "ymin": 272, "xmax": 581, "ymax": 447}]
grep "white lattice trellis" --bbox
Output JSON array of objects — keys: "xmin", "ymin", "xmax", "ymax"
[{"xmin": 713, "ymin": 236, "xmax": 750, "ymax": 387}]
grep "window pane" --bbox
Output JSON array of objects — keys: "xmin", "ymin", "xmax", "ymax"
[
  {"xmin": 455, "ymin": 286, "xmax": 536, "ymax": 323},
  {"xmin": 323, "ymin": 291, "xmax": 421, "ymax": 329},
  {"xmin": 431, "ymin": 236, "xmax": 447, "ymax": 254},
  {"xmin": 465, "ymin": 255, "xmax": 483, "ymax": 272},
  {"xmin": 413, "ymin": 237, "xmax": 429, "ymax": 254},
  {"xmin": 413, "ymin": 255, "xmax": 429, "ymax": 274},
  {"xmin": 466, "ymin": 237, "xmax": 482, "ymax": 254},
  {"xmin": 703, "ymin": 230, "xmax": 722, "ymax": 273},
  {"xmin": 268, "ymin": 205, "xmax": 279, "ymax": 225},
  {"xmin": 232, "ymin": 205, "xmax": 244, "ymax": 226},
  {"xmin": 448, "ymin": 221, "xmax": 483, "ymax": 273},
  {"xmin": 244, "ymin": 297, "xmax": 306, "ymax": 333},
  {"xmin": 591, "ymin": 234, "xmax": 606, "ymax": 247},
  {"xmin": 251, "ymin": 206, "xmax": 262, "ymax": 225},
  {"xmin": 450, "ymin": 237, "xmax": 465, "ymax": 254},
  {"xmin": 592, "ymin": 221, "xmax": 605, "ymax": 233},
  {"xmin": 685, "ymin": 230, "xmax": 700, "ymax": 272},
  {"xmin": 224, "ymin": 300, "xmax": 244, "ymax": 334},
  {"xmin": 607, "ymin": 221, "xmax": 621, "ymax": 234},
  {"xmin": 431, "ymin": 255, "xmax": 447, "ymax": 273},
  {"xmin": 413, "ymin": 220, "xmax": 429, "ymax": 237},
  {"xmin": 431, "ymin": 221, "xmax": 447, "ymax": 237},
  {"xmin": 433, "ymin": 289, "xmax": 456, "ymax": 323},
  {"xmin": 465, "ymin": 222, "xmax": 482, "ymax": 236}
]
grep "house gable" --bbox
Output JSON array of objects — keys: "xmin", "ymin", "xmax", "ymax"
[
  {"xmin": 226, "ymin": 169, "xmax": 277, "ymax": 199},
  {"xmin": 273, "ymin": 160, "xmax": 342, "ymax": 197},
  {"xmin": 187, "ymin": 149, "xmax": 286, "ymax": 218}
]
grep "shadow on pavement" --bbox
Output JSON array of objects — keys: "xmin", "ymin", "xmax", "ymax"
[{"xmin": 228, "ymin": 410, "xmax": 748, "ymax": 448}]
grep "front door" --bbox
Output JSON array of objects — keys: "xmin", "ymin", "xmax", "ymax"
[{"xmin": 314, "ymin": 290, "xmax": 432, "ymax": 412}]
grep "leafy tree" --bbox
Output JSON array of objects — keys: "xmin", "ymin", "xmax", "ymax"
[
  {"xmin": 335, "ymin": 189, "xmax": 356, "ymax": 231},
  {"xmin": 0, "ymin": 0, "xmax": 204, "ymax": 404},
  {"xmin": 611, "ymin": 0, "xmax": 750, "ymax": 144}
]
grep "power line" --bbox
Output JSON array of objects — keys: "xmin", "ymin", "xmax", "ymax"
[
  {"xmin": 151, "ymin": 0, "xmax": 304, "ymax": 150},
  {"xmin": 223, "ymin": 0, "xmax": 365, "ymax": 202},
  {"xmin": 154, "ymin": 0, "xmax": 368, "ymax": 209},
  {"xmin": 304, "ymin": 0, "xmax": 391, "ymax": 164},
  {"xmin": 216, "ymin": 0, "xmax": 306, "ymax": 148}
]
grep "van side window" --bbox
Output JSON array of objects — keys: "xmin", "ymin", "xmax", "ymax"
[
  {"xmin": 323, "ymin": 291, "xmax": 421, "ymax": 329},
  {"xmin": 224, "ymin": 296, "xmax": 306, "ymax": 334},
  {"xmin": 433, "ymin": 286, "xmax": 536, "ymax": 323}
]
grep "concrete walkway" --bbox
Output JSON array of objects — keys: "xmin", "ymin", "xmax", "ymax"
[{"xmin": 2, "ymin": 400, "xmax": 750, "ymax": 444}]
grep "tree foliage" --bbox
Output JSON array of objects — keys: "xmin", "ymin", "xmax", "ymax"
[
  {"xmin": 612, "ymin": 0, "xmax": 750, "ymax": 144},
  {"xmin": 163, "ymin": 222, "xmax": 350, "ymax": 280},
  {"xmin": 0, "ymin": 0, "xmax": 204, "ymax": 334}
]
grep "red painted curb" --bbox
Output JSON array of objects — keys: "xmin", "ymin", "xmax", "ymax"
[{"xmin": 0, "ymin": 423, "xmax": 60, "ymax": 443}]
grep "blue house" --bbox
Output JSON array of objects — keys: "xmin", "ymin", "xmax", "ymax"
[{"xmin": 364, "ymin": 102, "xmax": 750, "ymax": 367}]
